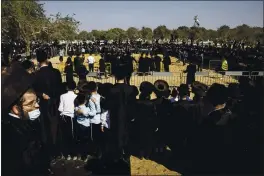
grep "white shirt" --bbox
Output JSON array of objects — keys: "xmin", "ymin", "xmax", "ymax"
[
  {"xmin": 88, "ymin": 56, "xmax": 95, "ymax": 64},
  {"xmin": 58, "ymin": 91, "xmax": 77, "ymax": 118},
  {"xmin": 82, "ymin": 48, "xmax": 85, "ymax": 53}
]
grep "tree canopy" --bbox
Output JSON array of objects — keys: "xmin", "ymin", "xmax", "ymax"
[{"xmin": 2, "ymin": 0, "xmax": 263, "ymax": 45}]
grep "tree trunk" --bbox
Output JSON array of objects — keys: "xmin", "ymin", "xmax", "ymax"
[
  {"xmin": 26, "ymin": 40, "xmax": 31, "ymax": 56},
  {"xmin": 66, "ymin": 42, "xmax": 69, "ymax": 56}
]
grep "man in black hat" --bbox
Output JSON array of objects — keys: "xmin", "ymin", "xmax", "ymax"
[
  {"xmin": 74, "ymin": 52, "xmax": 83, "ymax": 73},
  {"xmin": 152, "ymin": 80, "xmax": 172, "ymax": 153},
  {"xmin": 104, "ymin": 64, "xmax": 135, "ymax": 173},
  {"xmin": 192, "ymin": 83, "xmax": 236, "ymax": 174},
  {"xmin": 2, "ymin": 63, "xmax": 52, "ymax": 176},
  {"xmin": 124, "ymin": 51, "xmax": 137, "ymax": 85},
  {"xmin": 184, "ymin": 61, "xmax": 197, "ymax": 86},
  {"xmin": 154, "ymin": 53, "xmax": 162, "ymax": 72},
  {"xmin": 33, "ymin": 49, "xmax": 63, "ymax": 160},
  {"xmin": 162, "ymin": 53, "xmax": 171, "ymax": 72}
]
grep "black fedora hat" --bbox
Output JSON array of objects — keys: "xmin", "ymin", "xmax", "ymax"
[
  {"xmin": 154, "ymin": 80, "xmax": 170, "ymax": 98},
  {"xmin": 2, "ymin": 63, "xmax": 35, "ymax": 112}
]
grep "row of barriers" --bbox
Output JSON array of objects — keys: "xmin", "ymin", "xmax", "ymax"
[{"xmin": 61, "ymin": 71, "xmax": 264, "ymax": 88}]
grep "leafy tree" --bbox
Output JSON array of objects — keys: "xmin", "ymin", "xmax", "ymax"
[
  {"xmin": 177, "ymin": 26, "xmax": 189, "ymax": 40},
  {"xmin": 77, "ymin": 30, "xmax": 90, "ymax": 41},
  {"xmin": 140, "ymin": 27, "xmax": 153, "ymax": 41},
  {"xmin": 47, "ymin": 12, "xmax": 80, "ymax": 54},
  {"xmin": 1, "ymin": 0, "xmax": 47, "ymax": 55},
  {"xmin": 127, "ymin": 27, "xmax": 140, "ymax": 40},
  {"xmin": 153, "ymin": 25, "xmax": 171, "ymax": 40}
]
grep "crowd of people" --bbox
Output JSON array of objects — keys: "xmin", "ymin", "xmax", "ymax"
[
  {"xmin": 2, "ymin": 46, "xmax": 263, "ymax": 175},
  {"xmin": 2, "ymin": 39, "xmax": 264, "ymax": 73}
]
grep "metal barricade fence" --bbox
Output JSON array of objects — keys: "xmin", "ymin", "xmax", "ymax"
[
  {"xmin": 251, "ymin": 71, "xmax": 264, "ymax": 81},
  {"xmin": 61, "ymin": 71, "xmax": 261, "ymax": 88}
]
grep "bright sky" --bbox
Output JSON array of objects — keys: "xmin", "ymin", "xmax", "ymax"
[{"xmin": 42, "ymin": 1, "xmax": 263, "ymax": 31}]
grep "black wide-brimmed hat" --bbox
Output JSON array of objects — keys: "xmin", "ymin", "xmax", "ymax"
[
  {"xmin": 154, "ymin": 80, "xmax": 170, "ymax": 97},
  {"xmin": 2, "ymin": 63, "xmax": 35, "ymax": 112}
]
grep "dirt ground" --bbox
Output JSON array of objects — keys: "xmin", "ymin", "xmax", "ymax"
[{"xmin": 45, "ymin": 54, "xmax": 237, "ymax": 176}]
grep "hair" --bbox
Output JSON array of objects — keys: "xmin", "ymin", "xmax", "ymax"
[
  {"xmin": 206, "ymin": 83, "xmax": 228, "ymax": 107},
  {"xmin": 67, "ymin": 81, "xmax": 76, "ymax": 90},
  {"xmin": 59, "ymin": 56, "xmax": 63, "ymax": 62},
  {"xmin": 22, "ymin": 60, "xmax": 34, "ymax": 70},
  {"xmin": 171, "ymin": 88, "xmax": 178, "ymax": 97},
  {"xmin": 74, "ymin": 94, "xmax": 86, "ymax": 107},
  {"xmin": 179, "ymin": 84, "xmax": 189, "ymax": 97},
  {"xmin": 36, "ymin": 49, "xmax": 48, "ymax": 63},
  {"xmin": 87, "ymin": 81, "xmax": 97, "ymax": 92}
]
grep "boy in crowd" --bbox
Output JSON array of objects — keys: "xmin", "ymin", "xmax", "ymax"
[{"xmin": 58, "ymin": 81, "xmax": 77, "ymax": 160}]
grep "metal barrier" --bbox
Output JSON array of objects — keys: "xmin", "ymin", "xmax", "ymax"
[
  {"xmin": 61, "ymin": 71, "xmax": 262, "ymax": 88},
  {"xmin": 251, "ymin": 71, "xmax": 264, "ymax": 81}
]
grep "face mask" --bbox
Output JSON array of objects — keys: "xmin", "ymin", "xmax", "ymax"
[{"xmin": 28, "ymin": 109, "xmax": 41, "ymax": 121}]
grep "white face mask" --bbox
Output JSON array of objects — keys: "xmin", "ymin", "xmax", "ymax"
[{"xmin": 28, "ymin": 109, "xmax": 41, "ymax": 121}]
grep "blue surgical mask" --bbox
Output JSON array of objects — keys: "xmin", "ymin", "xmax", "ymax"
[{"xmin": 28, "ymin": 109, "xmax": 41, "ymax": 121}]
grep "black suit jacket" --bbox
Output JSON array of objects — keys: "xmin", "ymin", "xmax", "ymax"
[{"xmin": 33, "ymin": 66, "xmax": 62, "ymax": 99}]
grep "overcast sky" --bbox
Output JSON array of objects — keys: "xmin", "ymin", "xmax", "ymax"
[{"xmin": 42, "ymin": 1, "xmax": 263, "ymax": 31}]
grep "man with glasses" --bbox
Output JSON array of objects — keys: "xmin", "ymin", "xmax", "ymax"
[{"xmin": 2, "ymin": 63, "xmax": 52, "ymax": 176}]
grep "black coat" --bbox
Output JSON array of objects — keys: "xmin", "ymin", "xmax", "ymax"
[
  {"xmin": 33, "ymin": 66, "xmax": 62, "ymax": 146},
  {"xmin": 133, "ymin": 100, "xmax": 159, "ymax": 149},
  {"xmin": 2, "ymin": 115, "xmax": 49, "ymax": 176},
  {"xmin": 106, "ymin": 83, "xmax": 135, "ymax": 150},
  {"xmin": 77, "ymin": 64, "xmax": 89, "ymax": 80},
  {"xmin": 185, "ymin": 64, "xmax": 197, "ymax": 85},
  {"xmin": 64, "ymin": 64, "xmax": 74, "ymax": 84}
]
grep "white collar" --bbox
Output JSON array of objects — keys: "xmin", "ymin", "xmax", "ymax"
[
  {"xmin": 40, "ymin": 65, "xmax": 48, "ymax": 68},
  {"xmin": 8, "ymin": 113, "xmax": 20, "ymax": 119}
]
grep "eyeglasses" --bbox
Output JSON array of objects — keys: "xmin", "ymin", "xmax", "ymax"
[{"xmin": 22, "ymin": 98, "xmax": 40, "ymax": 108}]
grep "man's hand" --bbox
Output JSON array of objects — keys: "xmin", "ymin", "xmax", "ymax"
[
  {"xmin": 76, "ymin": 109, "xmax": 83, "ymax": 115},
  {"xmin": 91, "ymin": 97, "xmax": 96, "ymax": 103},
  {"xmin": 43, "ymin": 93, "xmax": 50, "ymax": 100},
  {"xmin": 101, "ymin": 126, "xmax": 104, "ymax": 132}
]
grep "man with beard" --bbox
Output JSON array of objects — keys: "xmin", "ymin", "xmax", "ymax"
[
  {"xmin": 33, "ymin": 49, "xmax": 63, "ymax": 161},
  {"xmin": 2, "ymin": 63, "xmax": 52, "ymax": 176}
]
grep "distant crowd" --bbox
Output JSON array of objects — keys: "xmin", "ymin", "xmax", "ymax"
[{"xmin": 2, "ymin": 47, "xmax": 264, "ymax": 175}]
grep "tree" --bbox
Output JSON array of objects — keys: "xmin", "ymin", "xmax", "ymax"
[
  {"xmin": 217, "ymin": 25, "xmax": 231, "ymax": 42},
  {"xmin": 171, "ymin": 29, "xmax": 179, "ymax": 42},
  {"xmin": 1, "ymin": 0, "xmax": 47, "ymax": 55},
  {"xmin": 140, "ymin": 27, "xmax": 153, "ymax": 41},
  {"xmin": 153, "ymin": 25, "xmax": 171, "ymax": 40},
  {"xmin": 77, "ymin": 30, "xmax": 90, "ymax": 41},
  {"xmin": 127, "ymin": 27, "xmax": 140, "ymax": 40},
  {"xmin": 107, "ymin": 28, "xmax": 127, "ymax": 41},
  {"xmin": 47, "ymin": 12, "xmax": 80, "ymax": 54},
  {"xmin": 177, "ymin": 26, "xmax": 189, "ymax": 41}
]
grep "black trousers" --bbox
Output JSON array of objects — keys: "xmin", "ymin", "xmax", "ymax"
[
  {"xmin": 76, "ymin": 124, "xmax": 91, "ymax": 157},
  {"xmin": 59, "ymin": 115, "xmax": 75, "ymax": 156},
  {"xmin": 164, "ymin": 64, "xmax": 169, "ymax": 72},
  {"xmin": 89, "ymin": 63, "xmax": 94, "ymax": 72}
]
